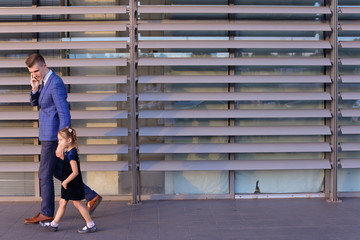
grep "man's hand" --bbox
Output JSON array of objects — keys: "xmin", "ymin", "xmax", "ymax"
[
  {"xmin": 30, "ymin": 73, "xmax": 40, "ymax": 92},
  {"xmin": 56, "ymin": 145, "xmax": 64, "ymax": 160}
]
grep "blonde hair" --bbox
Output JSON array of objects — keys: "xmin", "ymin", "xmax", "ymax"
[{"xmin": 58, "ymin": 127, "xmax": 79, "ymax": 152}]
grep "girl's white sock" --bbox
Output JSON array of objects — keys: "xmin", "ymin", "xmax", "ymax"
[
  {"xmin": 87, "ymin": 221, "xmax": 95, "ymax": 228},
  {"xmin": 51, "ymin": 221, "xmax": 59, "ymax": 227}
]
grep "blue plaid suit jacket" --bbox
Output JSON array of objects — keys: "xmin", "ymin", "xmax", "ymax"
[{"xmin": 30, "ymin": 71, "xmax": 71, "ymax": 141}]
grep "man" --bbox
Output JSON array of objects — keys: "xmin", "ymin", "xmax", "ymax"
[{"xmin": 24, "ymin": 54, "xmax": 102, "ymax": 224}]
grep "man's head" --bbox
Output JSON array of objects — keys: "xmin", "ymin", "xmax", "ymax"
[{"xmin": 25, "ymin": 54, "xmax": 49, "ymax": 81}]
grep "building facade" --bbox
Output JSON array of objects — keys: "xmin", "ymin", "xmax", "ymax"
[{"xmin": 0, "ymin": 0, "xmax": 359, "ymax": 203}]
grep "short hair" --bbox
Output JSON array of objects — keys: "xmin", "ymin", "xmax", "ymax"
[{"xmin": 25, "ymin": 53, "xmax": 46, "ymax": 68}]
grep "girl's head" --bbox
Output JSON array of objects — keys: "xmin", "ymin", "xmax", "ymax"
[{"xmin": 58, "ymin": 127, "xmax": 78, "ymax": 151}]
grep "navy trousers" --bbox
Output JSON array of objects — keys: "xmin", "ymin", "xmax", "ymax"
[{"xmin": 39, "ymin": 141, "xmax": 97, "ymax": 217}]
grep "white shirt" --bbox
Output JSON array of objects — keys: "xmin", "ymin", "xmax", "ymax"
[
  {"xmin": 42, "ymin": 69, "xmax": 53, "ymax": 87},
  {"xmin": 32, "ymin": 69, "xmax": 53, "ymax": 94}
]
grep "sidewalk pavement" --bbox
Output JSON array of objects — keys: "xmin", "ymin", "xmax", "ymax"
[{"xmin": 0, "ymin": 197, "xmax": 359, "ymax": 240}]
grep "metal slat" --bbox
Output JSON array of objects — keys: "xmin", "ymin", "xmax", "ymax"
[
  {"xmin": 139, "ymin": 75, "xmax": 331, "ymax": 84},
  {"xmin": 68, "ymin": 93, "xmax": 127, "ymax": 102},
  {"xmin": 80, "ymin": 161, "xmax": 128, "ymax": 172},
  {"xmin": 0, "ymin": 6, "xmax": 127, "ymax": 15},
  {"xmin": 339, "ymin": 75, "xmax": 360, "ymax": 83},
  {"xmin": 0, "ymin": 93, "xmax": 127, "ymax": 103},
  {"xmin": 139, "ymin": 92, "xmax": 331, "ymax": 101},
  {"xmin": 138, "ymin": 58, "xmax": 331, "ymax": 66},
  {"xmin": 139, "ymin": 109, "xmax": 331, "ymax": 119},
  {"xmin": 138, "ymin": 20, "xmax": 331, "ymax": 31},
  {"xmin": 138, "ymin": 40, "xmax": 331, "ymax": 49},
  {"xmin": 140, "ymin": 159, "xmax": 331, "ymax": 171},
  {"xmin": 340, "ymin": 143, "xmax": 360, "ymax": 152},
  {"xmin": 138, "ymin": 5, "xmax": 331, "ymax": 14},
  {"xmin": 340, "ymin": 58, "xmax": 360, "ymax": 65},
  {"xmin": 340, "ymin": 109, "xmax": 360, "ymax": 117},
  {"xmin": 70, "ymin": 110, "xmax": 128, "ymax": 120},
  {"xmin": 339, "ymin": 22, "xmax": 360, "ymax": 31},
  {"xmin": 0, "ymin": 127, "xmax": 128, "ymax": 138},
  {"xmin": 0, "ymin": 21, "xmax": 127, "ymax": 33},
  {"xmin": 0, "ymin": 161, "xmax": 128, "ymax": 172},
  {"xmin": 340, "ymin": 126, "xmax": 360, "ymax": 134},
  {"xmin": 0, "ymin": 76, "xmax": 127, "ymax": 85},
  {"xmin": 139, "ymin": 126, "xmax": 331, "ymax": 136},
  {"xmin": 339, "ymin": 41, "xmax": 360, "ymax": 49},
  {"xmin": 339, "ymin": 159, "xmax": 360, "ymax": 169},
  {"xmin": 0, "ymin": 110, "xmax": 128, "ymax": 120},
  {"xmin": 0, "ymin": 41, "xmax": 127, "ymax": 50},
  {"xmin": 0, "ymin": 144, "xmax": 128, "ymax": 155},
  {"xmin": 0, "ymin": 58, "xmax": 127, "ymax": 68},
  {"xmin": 339, "ymin": 7, "xmax": 360, "ymax": 14},
  {"xmin": 139, "ymin": 143, "xmax": 331, "ymax": 154},
  {"xmin": 340, "ymin": 92, "xmax": 360, "ymax": 100}
]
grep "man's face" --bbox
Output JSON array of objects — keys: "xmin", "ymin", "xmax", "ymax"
[{"xmin": 28, "ymin": 62, "xmax": 48, "ymax": 81}]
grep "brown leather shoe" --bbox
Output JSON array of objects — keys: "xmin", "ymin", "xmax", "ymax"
[
  {"xmin": 24, "ymin": 213, "xmax": 53, "ymax": 224},
  {"xmin": 86, "ymin": 195, "xmax": 102, "ymax": 215}
]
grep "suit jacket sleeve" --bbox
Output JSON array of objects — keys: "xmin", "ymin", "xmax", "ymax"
[
  {"xmin": 51, "ymin": 78, "xmax": 71, "ymax": 129},
  {"xmin": 30, "ymin": 90, "xmax": 40, "ymax": 106}
]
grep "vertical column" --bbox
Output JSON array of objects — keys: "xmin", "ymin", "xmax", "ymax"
[
  {"xmin": 329, "ymin": 0, "xmax": 340, "ymax": 202},
  {"xmin": 129, "ymin": 0, "xmax": 140, "ymax": 204},
  {"xmin": 31, "ymin": 0, "xmax": 40, "ymax": 201},
  {"xmin": 228, "ymin": 0, "xmax": 235, "ymax": 199}
]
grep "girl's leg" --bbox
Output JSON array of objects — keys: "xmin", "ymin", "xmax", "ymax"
[
  {"xmin": 73, "ymin": 200, "xmax": 93, "ymax": 223},
  {"xmin": 40, "ymin": 198, "xmax": 68, "ymax": 231},
  {"xmin": 73, "ymin": 201, "xmax": 97, "ymax": 233},
  {"xmin": 53, "ymin": 198, "xmax": 68, "ymax": 224}
]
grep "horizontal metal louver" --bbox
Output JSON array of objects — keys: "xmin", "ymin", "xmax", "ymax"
[
  {"xmin": 139, "ymin": 109, "xmax": 331, "ymax": 119},
  {"xmin": 340, "ymin": 126, "xmax": 360, "ymax": 134},
  {"xmin": 140, "ymin": 159, "xmax": 331, "ymax": 171},
  {"xmin": 138, "ymin": 40, "xmax": 331, "ymax": 49},
  {"xmin": 0, "ymin": 144, "xmax": 128, "ymax": 155},
  {"xmin": 339, "ymin": 75, "xmax": 360, "ymax": 83},
  {"xmin": 138, "ymin": 20, "xmax": 331, "ymax": 31},
  {"xmin": 340, "ymin": 92, "xmax": 360, "ymax": 100},
  {"xmin": 0, "ymin": 93, "xmax": 127, "ymax": 103},
  {"xmin": 0, "ymin": 161, "xmax": 128, "ymax": 172},
  {"xmin": 339, "ymin": 109, "xmax": 360, "ymax": 118},
  {"xmin": 0, "ymin": 21, "xmax": 127, "ymax": 33},
  {"xmin": 139, "ymin": 75, "xmax": 331, "ymax": 84},
  {"xmin": 340, "ymin": 58, "xmax": 360, "ymax": 65},
  {"xmin": 0, "ymin": 41, "xmax": 127, "ymax": 50},
  {"xmin": 0, "ymin": 76, "xmax": 127, "ymax": 85},
  {"xmin": 139, "ymin": 126, "xmax": 331, "ymax": 136},
  {"xmin": 0, "ymin": 110, "xmax": 128, "ymax": 120},
  {"xmin": 138, "ymin": 58, "xmax": 331, "ymax": 66},
  {"xmin": 340, "ymin": 143, "xmax": 360, "ymax": 152},
  {"xmin": 139, "ymin": 92, "xmax": 331, "ymax": 101},
  {"xmin": 138, "ymin": 5, "xmax": 331, "ymax": 14},
  {"xmin": 0, "ymin": 6, "xmax": 127, "ymax": 15},
  {"xmin": 0, "ymin": 127, "xmax": 128, "ymax": 138},
  {"xmin": 0, "ymin": 58, "xmax": 127, "ymax": 68},
  {"xmin": 338, "ymin": 7, "xmax": 360, "ymax": 14},
  {"xmin": 339, "ymin": 159, "xmax": 360, "ymax": 169},
  {"xmin": 139, "ymin": 143, "xmax": 331, "ymax": 154}
]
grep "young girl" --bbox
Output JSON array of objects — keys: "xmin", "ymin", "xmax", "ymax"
[{"xmin": 40, "ymin": 127, "xmax": 97, "ymax": 233}]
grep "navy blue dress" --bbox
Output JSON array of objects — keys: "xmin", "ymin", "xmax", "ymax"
[{"xmin": 61, "ymin": 148, "xmax": 85, "ymax": 201}]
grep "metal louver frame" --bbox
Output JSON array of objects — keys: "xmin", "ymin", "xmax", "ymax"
[
  {"xmin": 134, "ymin": 1, "xmax": 340, "ymax": 201},
  {"xmin": 0, "ymin": 3, "xmax": 129, "ymax": 200},
  {"xmin": 0, "ymin": 0, "xmax": 353, "ymax": 202}
]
